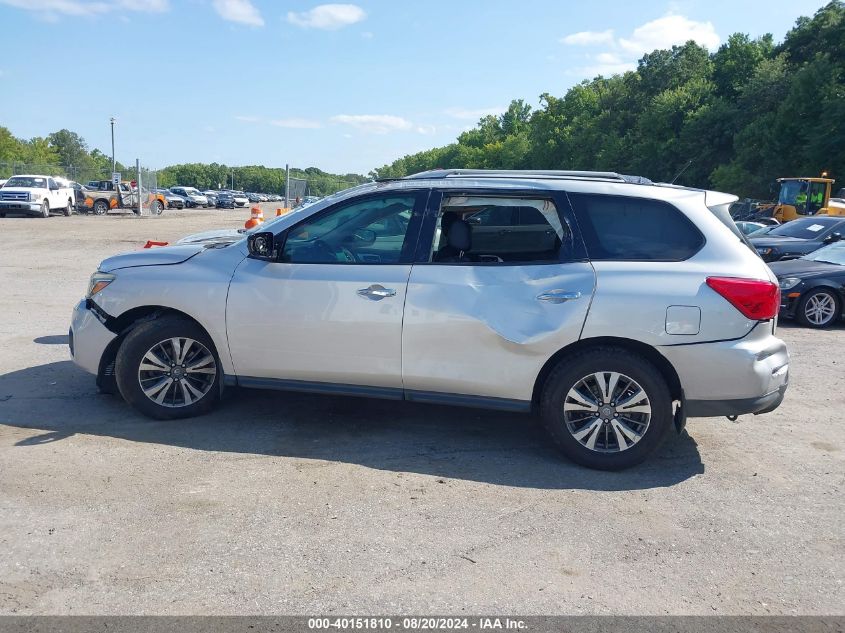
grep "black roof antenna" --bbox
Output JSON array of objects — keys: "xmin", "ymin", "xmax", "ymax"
[{"xmin": 670, "ymin": 159, "xmax": 695, "ymax": 185}]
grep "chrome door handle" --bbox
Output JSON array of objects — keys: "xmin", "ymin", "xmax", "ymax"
[
  {"xmin": 536, "ymin": 290, "xmax": 582, "ymax": 304},
  {"xmin": 357, "ymin": 284, "xmax": 397, "ymax": 301}
]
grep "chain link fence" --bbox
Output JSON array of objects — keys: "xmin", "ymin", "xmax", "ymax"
[{"xmin": 1, "ymin": 161, "xmax": 367, "ymax": 214}]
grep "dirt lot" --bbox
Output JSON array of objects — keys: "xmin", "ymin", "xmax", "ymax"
[{"xmin": 0, "ymin": 208, "xmax": 842, "ymax": 615}]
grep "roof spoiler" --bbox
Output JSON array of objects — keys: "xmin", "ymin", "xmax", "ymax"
[{"xmin": 704, "ymin": 190, "xmax": 739, "ymax": 209}]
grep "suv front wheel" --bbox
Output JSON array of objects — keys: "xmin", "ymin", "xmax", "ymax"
[
  {"xmin": 540, "ymin": 348, "xmax": 673, "ymax": 470},
  {"xmin": 115, "ymin": 315, "xmax": 221, "ymax": 419}
]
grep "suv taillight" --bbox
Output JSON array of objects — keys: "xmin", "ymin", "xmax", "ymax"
[{"xmin": 706, "ymin": 277, "xmax": 779, "ymax": 320}]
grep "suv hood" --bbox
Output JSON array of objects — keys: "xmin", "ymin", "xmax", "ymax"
[
  {"xmin": 99, "ymin": 244, "xmax": 206, "ymax": 272},
  {"xmin": 176, "ymin": 228, "xmax": 244, "ymax": 245}
]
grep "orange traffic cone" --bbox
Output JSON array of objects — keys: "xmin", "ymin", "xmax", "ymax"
[{"xmin": 244, "ymin": 207, "xmax": 264, "ymax": 230}]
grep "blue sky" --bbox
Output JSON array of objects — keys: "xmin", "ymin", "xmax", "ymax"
[{"xmin": 0, "ymin": 0, "xmax": 828, "ymax": 174}]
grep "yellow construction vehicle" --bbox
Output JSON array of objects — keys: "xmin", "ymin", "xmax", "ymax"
[{"xmin": 772, "ymin": 176, "xmax": 845, "ymax": 222}]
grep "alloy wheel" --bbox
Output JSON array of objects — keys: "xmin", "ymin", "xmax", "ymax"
[
  {"xmin": 563, "ymin": 371, "xmax": 651, "ymax": 453},
  {"xmin": 137, "ymin": 337, "xmax": 217, "ymax": 408},
  {"xmin": 803, "ymin": 292, "xmax": 836, "ymax": 326}
]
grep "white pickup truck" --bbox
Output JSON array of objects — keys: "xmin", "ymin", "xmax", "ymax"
[{"xmin": 0, "ymin": 174, "xmax": 75, "ymax": 218}]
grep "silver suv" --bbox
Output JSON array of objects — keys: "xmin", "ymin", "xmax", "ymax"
[{"xmin": 70, "ymin": 170, "xmax": 789, "ymax": 470}]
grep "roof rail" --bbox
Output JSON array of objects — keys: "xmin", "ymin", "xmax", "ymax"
[{"xmin": 403, "ymin": 169, "xmax": 627, "ymax": 182}]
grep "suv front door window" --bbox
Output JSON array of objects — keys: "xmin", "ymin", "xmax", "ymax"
[{"xmin": 226, "ymin": 192, "xmax": 425, "ymax": 387}]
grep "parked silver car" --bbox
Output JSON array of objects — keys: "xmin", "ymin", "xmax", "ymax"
[{"xmin": 69, "ymin": 170, "xmax": 789, "ymax": 469}]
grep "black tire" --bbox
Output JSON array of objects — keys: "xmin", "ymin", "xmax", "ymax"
[
  {"xmin": 150, "ymin": 199, "xmax": 164, "ymax": 215},
  {"xmin": 115, "ymin": 315, "xmax": 221, "ymax": 420},
  {"xmin": 796, "ymin": 288, "xmax": 841, "ymax": 328},
  {"xmin": 40, "ymin": 200, "xmax": 50, "ymax": 218},
  {"xmin": 539, "ymin": 347, "xmax": 673, "ymax": 470},
  {"xmin": 63, "ymin": 200, "xmax": 73, "ymax": 216},
  {"xmin": 93, "ymin": 199, "xmax": 109, "ymax": 215}
]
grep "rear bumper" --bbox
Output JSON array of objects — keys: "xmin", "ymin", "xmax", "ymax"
[
  {"xmin": 660, "ymin": 326, "xmax": 789, "ymax": 418},
  {"xmin": 685, "ymin": 382, "xmax": 788, "ymax": 417}
]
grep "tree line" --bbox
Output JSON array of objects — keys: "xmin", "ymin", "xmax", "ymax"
[{"xmin": 372, "ymin": 2, "xmax": 844, "ymax": 200}]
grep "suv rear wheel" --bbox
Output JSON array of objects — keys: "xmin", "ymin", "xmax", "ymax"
[
  {"xmin": 115, "ymin": 315, "xmax": 221, "ymax": 420},
  {"xmin": 540, "ymin": 348, "xmax": 673, "ymax": 470}
]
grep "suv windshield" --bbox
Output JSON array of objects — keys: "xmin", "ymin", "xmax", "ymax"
[
  {"xmin": 767, "ymin": 218, "xmax": 839, "ymax": 239},
  {"xmin": 803, "ymin": 242, "xmax": 845, "ymax": 265},
  {"xmin": 6, "ymin": 176, "xmax": 47, "ymax": 188}
]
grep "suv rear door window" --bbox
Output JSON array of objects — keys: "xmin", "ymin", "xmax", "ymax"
[
  {"xmin": 431, "ymin": 196, "xmax": 569, "ymax": 263},
  {"xmin": 569, "ymin": 193, "xmax": 704, "ymax": 261}
]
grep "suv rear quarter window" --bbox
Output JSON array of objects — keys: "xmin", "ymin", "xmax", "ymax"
[{"xmin": 569, "ymin": 193, "xmax": 704, "ymax": 261}]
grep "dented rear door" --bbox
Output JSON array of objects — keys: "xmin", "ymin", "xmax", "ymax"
[{"xmin": 401, "ymin": 189, "xmax": 595, "ymax": 404}]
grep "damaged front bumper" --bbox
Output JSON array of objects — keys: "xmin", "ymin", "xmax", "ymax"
[{"xmin": 69, "ymin": 299, "xmax": 117, "ymax": 376}]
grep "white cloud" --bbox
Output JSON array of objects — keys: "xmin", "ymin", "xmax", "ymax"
[
  {"xmin": 270, "ymin": 118, "xmax": 322, "ymax": 129},
  {"xmin": 444, "ymin": 106, "xmax": 506, "ymax": 121},
  {"xmin": 562, "ymin": 13, "xmax": 720, "ymax": 78},
  {"xmin": 416, "ymin": 125, "xmax": 436, "ymax": 135},
  {"xmin": 212, "ymin": 0, "xmax": 263, "ymax": 26},
  {"xmin": 560, "ymin": 29, "xmax": 614, "ymax": 46},
  {"xmin": 618, "ymin": 14, "xmax": 719, "ymax": 56},
  {"xmin": 287, "ymin": 3, "xmax": 366, "ymax": 30},
  {"xmin": 0, "ymin": 0, "xmax": 168, "ymax": 17},
  {"xmin": 330, "ymin": 114, "xmax": 412, "ymax": 134},
  {"xmin": 234, "ymin": 115, "xmax": 260, "ymax": 122}
]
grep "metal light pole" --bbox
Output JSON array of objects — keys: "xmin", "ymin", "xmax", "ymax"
[
  {"xmin": 285, "ymin": 163, "xmax": 290, "ymax": 208},
  {"xmin": 110, "ymin": 117, "xmax": 116, "ymax": 174},
  {"xmin": 136, "ymin": 158, "xmax": 143, "ymax": 216}
]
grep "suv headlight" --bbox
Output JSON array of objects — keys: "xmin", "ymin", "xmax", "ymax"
[
  {"xmin": 87, "ymin": 271, "xmax": 115, "ymax": 297},
  {"xmin": 756, "ymin": 247, "xmax": 773, "ymax": 256},
  {"xmin": 778, "ymin": 277, "xmax": 801, "ymax": 290}
]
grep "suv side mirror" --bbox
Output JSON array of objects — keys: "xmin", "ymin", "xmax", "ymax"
[
  {"xmin": 49, "ymin": 183, "xmax": 59, "ymax": 191},
  {"xmin": 247, "ymin": 231, "xmax": 280, "ymax": 261},
  {"xmin": 825, "ymin": 232, "xmax": 842, "ymax": 243}
]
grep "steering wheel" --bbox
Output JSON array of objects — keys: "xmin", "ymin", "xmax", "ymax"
[
  {"xmin": 312, "ymin": 239, "xmax": 338, "ymax": 262},
  {"xmin": 313, "ymin": 239, "xmax": 357, "ymax": 263},
  {"xmin": 340, "ymin": 246, "xmax": 357, "ymax": 263}
]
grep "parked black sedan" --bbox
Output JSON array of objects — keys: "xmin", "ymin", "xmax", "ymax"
[
  {"xmin": 769, "ymin": 241, "xmax": 845, "ymax": 328},
  {"xmin": 215, "ymin": 191, "xmax": 236, "ymax": 209},
  {"xmin": 751, "ymin": 216, "xmax": 845, "ymax": 262}
]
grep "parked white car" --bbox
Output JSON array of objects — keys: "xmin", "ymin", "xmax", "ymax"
[
  {"xmin": 232, "ymin": 192, "xmax": 249, "ymax": 207},
  {"xmin": 0, "ymin": 174, "xmax": 75, "ymax": 218},
  {"xmin": 169, "ymin": 186, "xmax": 209, "ymax": 208},
  {"xmin": 70, "ymin": 170, "xmax": 789, "ymax": 470}
]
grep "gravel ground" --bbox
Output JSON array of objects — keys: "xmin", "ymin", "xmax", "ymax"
[{"xmin": 0, "ymin": 208, "xmax": 842, "ymax": 615}]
